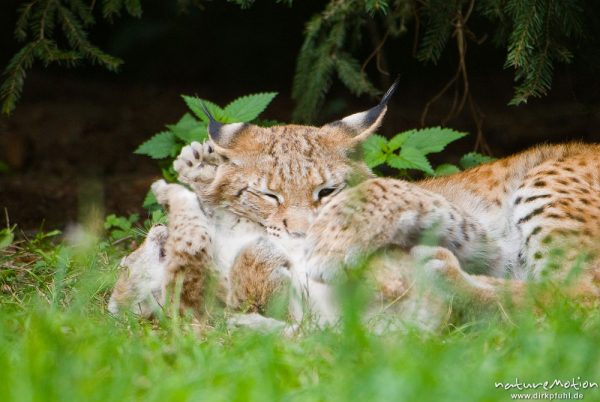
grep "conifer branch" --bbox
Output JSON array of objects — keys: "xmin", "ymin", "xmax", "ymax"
[
  {"xmin": 1, "ymin": 44, "xmax": 37, "ymax": 115},
  {"xmin": 1, "ymin": 0, "xmax": 142, "ymax": 114}
]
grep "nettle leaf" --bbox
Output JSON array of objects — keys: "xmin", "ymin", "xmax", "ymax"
[
  {"xmin": 161, "ymin": 165, "xmax": 178, "ymax": 182},
  {"xmin": 149, "ymin": 209, "xmax": 167, "ymax": 226},
  {"xmin": 459, "ymin": 152, "xmax": 496, "ymax": 169},
  {"xmin": 387, "ymin": 147, "xmax": 434, "ymax": 175},
  {"xmin": 386, "ymin": 154, "xmax": 413, "ymax": 170},
  {"xmin": 167, "ymin": 113, "xmax": 207, "ymax": 143},
  {"xmin": 143, "ymin": 189, "xmax": 158, "ymax": 209},
  {"xmin": 403, "ymin": 127, "xmax": 467, "ymax": 155},
  {"xmin": 434, "ymin": 163, "xmax": 461, "ymax": 176},
  {"xmin": 398, "ymin": 146, "xmax": 434, "ymax": 174},
  {"xmin": 135, "ymin": 131, "xmax": 177, "ymax": 159},
  {"xmin": 388, "ymin": 132, "xmax": 411, "ymax": 152},
  {"xmin": 362, "ymin": 135, "xmax": 388, "ymax": 168},
  {"xmin": 224, "ymin": 92, "xmax": 277, "ymax": 122},
  {"xmin": 182, "ymin": 96, "xmax": 227, "ymax": 123}
]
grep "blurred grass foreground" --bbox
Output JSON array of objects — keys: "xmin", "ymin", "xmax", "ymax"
[{"xmin": 0, "ymin": 218, "xmax": 599, "ymax": 402}]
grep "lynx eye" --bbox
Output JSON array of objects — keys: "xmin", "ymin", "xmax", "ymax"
[
  {"xmin": 260, "ymin": 191, "xmax": 282, "ymax": 204},
  {"xmin": 318, "ymin": 188, "xmax": 336, "ymax": 199},
  {"xmin": 314, "ymin": 183, "xmax": 345, "ymax": 201}
]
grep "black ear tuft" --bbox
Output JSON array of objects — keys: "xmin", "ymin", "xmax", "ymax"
[
  {"xmin": 201, "ymin": 102, "xmax": 223, "ymax": 142},
  {"xmin": 379, "ymin": 76, "xmax": 400, "ymax": 108},
  {"xmin": 200, "ymin": 101, "xmax": 247, "ymax": 149},
  {"xmin": 324, "ymin": 76, "xmax": 400, "ymax": 141}
]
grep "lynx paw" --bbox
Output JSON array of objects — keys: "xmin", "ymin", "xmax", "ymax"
[
  {"xmin": 173, "ymin": 141, "xmax": 222, "ymax": 186},
  {"xmin": 411, "ymin": 245, "xmax": 476, "ymax": 297},
  {"xmin": 150, "ymin": 179, "xmax": 170, "ymax": 205},
  {"xmin": 151, "ymin": 179, "xmax": 198, "ymax": 209}
]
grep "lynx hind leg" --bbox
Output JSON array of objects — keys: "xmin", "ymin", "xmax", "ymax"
[
  {"xmin": 227, "ymin": 238, "xmax": 292, "ymax": 315},
  {"xmin": 361, "ymin": 247, "xmax": 448, "ymax": 332},
  {"xmin": 151, "ymin": 180, "xmax": 216, "ymax": 318},
  {"xmin": 411, "ymin": 245, "xmax": 526, "ymax": 313},
  {"xmin": 173, "ymin": 141, "xmax": 223, "ymax": 188},
  {"xmin": 108, "ymin": 225, "xmax": 168, "ymax": 317}
]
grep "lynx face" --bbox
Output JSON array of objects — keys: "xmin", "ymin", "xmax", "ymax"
[
  {"xmin": 203, "ymin": 124, "xmax": 373, "ymax": 239},
  {"xmin": 194, "ymin": 81, "xmax": 400, "ymax": 242}
]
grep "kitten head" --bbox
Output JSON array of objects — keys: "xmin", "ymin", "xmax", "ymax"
[{"xmin": 202, "ymin": 80, "xmax": 399, "ymax": 240}]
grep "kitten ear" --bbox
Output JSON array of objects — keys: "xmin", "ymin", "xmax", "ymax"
[
  {"xmin": 324, "ymin": 77, "xmax": 399, "ymax": 142},
  {"xmin": 201, "ymin": 103, "xmax": 247, "ymax": 153}
]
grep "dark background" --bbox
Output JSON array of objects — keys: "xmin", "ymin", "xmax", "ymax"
[{"xmin": 1, "ymin": 1, "xmax": 599, "ymax": 230}]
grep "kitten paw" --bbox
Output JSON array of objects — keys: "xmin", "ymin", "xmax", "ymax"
[
  {"xmin": 151, "ymin": 180, "xmax": 198, "ymax": 209},
  {"xmin": 173, "ymin": 141, "xmax": 222, "ymax": 186}
]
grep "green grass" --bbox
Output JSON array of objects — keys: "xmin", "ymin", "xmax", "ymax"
[{"xmin": 1, "ymin": 232, "xmax": 600, "ymax": 402}]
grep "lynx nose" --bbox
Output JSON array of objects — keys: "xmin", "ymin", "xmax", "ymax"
[{"xmin": 282, "ymin": 214, "xmax": 309, "ymax": 238}]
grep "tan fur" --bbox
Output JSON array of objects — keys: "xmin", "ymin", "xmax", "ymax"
[
  {"xmin": 152, "ymin": 180, "xmax": 215, "ymax": 319},
  {"xmin": 181, "ymin": 124, "xmax": 372, "ymax": 238},
  {"xmin": 306, "ymin": 142, "xmax": 600, "ymax": 314},
  {"xmin": 228, "ymin": 239, "xmax": 291, "ymax": 312},
  {"xmin": 108, "ymin": 225, "xmax": 168, "ymax": 317},
  {"xmin": 111, "ymin": 93, "xmax": 600, "ymax": 330}
]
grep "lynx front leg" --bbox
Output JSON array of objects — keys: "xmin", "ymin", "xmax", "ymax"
[
  {"xmin": 224, "ymin": 238, "xmax": 298, "ymax": 335},
  {"xmin": 306, "ymin": 178, "xmax": 502, "ymax": 283},
  {"xmin": 152, "ymin": 180, "xmax": 216, "ymax": 319},
  {"xmin": 227, "ymin": 237, "xmax": 292, "ymax": 314}
]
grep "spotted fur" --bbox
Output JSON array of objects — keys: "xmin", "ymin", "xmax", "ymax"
[{"xmin": 110, "ymin": 84, "xmax": 600, "ymax": 330}]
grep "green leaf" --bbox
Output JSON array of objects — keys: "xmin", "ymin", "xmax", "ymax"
[
  {"xmin": 167, "ymin": 113, "xmax": 207, "ymax": 144},
  {"xmin": 434, "ymin": 163, "xmax": 461, "ymax": 176},
  {"xmin": 387, "ymin": 147, "xmax": 434, "ymax": 175},
  {"xmin": 459, "ymin": 152, "xmax": 496, "ymax": 169},
  {"xmin": 386, "ymin": 154, "xmax": 412, "ymax": 170},
  {"xmin": 134, "ymin": 132, "xmax": 177, "ymax": 159},
  {"xmin": 182, "ymin": 96, "xmax": 226, "ymax": 123},
  {"xmin": 143, "ymin": 189, "xmax": 158, "ymax": 209},
  {"xmin": 150, "ymin": 209, "xmax": 167, "ymax": 225},
  {"xmin": 104, "ymin": 213, "xmax": 139, "ymax": 240},
  {"xmin": 388, "ymin": 132, "xmax": 411, "ymax": 152},
  {"xmin": 224, "ymin": 92, "xmax": 277, "ymax": 122},
  {"xmin": 104, "ymin": 214, "xmax": 127, "ymax": 230},
  {"xmin": 127, "ymin": 213, "xmax": 139, "ymax": 225},
  {"xmin": 399, "ymin": 146, "xmax": 434, "ymax": 174},
  {"xmin": 161, "ymin": 165, "xmax": 178, "ymax": 182},
  {"xmin": 362, "ymin": 135, "xmax": 388, "ymax": 168},
  {"xmin": 403, "ymin": 127, "xmax": 467, "ymax": 155},
  {"xmin": 0, "ymin": 227, "xmax": 15, "ymax": 250}
]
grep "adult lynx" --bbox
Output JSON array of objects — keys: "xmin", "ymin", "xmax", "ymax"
[{"xmin": 110, "ymin": 82, "xmax": 600, "ymax": 330}]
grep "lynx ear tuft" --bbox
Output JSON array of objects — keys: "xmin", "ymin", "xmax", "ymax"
[
  {"xmin": 324, "ymin": 77, "xmax": 400, "ymax": 142},
  {"xmin": 201, "ymin": 102, "xmax": 247, "ymax": 150}
]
